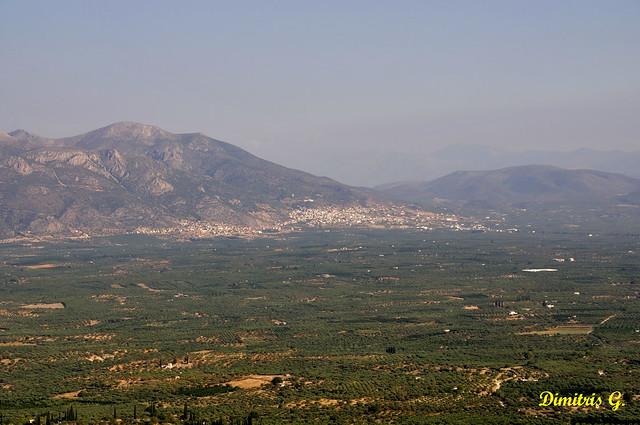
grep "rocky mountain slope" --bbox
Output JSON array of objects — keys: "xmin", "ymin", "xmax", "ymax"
[{"xmin": 0, "ymin": 122, "xmax": 372, "ymax": 237}]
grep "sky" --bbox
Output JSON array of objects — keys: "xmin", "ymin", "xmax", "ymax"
[{"xmin": 1, "ymin": 1, "xmax": 639, "ymax": 184}]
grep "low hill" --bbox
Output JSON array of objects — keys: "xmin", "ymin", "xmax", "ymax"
[{"xmin": 378, "ymin": 165, "xmax": 640, "ymax": 210}]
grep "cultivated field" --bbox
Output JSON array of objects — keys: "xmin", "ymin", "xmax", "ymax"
[{"xmin": 0, "ymin": 227, "xmax": 639, "ymax": 424}]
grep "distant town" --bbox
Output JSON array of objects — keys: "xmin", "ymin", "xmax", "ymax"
[{"xmin": 133, "ymin": 204, "xmax": 493, "ymax": 239}]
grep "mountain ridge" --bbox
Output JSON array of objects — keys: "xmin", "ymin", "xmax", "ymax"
[
  {"xmin": 288, "ymin": 143, "xmax": 640, "ymax": 186},
  {"xmin": 0, "ymin": 122, "xmax": 378, "ymax": 237},
  {"xmin": 378, "ymin": 164, "xmax": 640, "ymax": 210}
]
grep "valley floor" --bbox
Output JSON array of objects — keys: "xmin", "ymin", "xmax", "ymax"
[{"xmin": 0, "ymin": 229, "xmax": 639, "ymax": 424}]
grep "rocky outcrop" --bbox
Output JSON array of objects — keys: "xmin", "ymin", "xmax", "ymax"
[
  {"xmin": 4, "ymin": 156, "xmax": 33, "ymax": 175},
  {"xmin": 148, "ymin": 177, "xmax": 174, "ymax": 195}
]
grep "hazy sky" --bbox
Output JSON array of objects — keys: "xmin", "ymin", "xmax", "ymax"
[{"xmin": 1, "ymin": 1, "xmax": 639, "ymax": 183}]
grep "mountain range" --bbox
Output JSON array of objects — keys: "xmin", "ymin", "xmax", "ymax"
[
  {"xmin": 0, "ymin": 122, "xmax": 371, "ymax": 237},
  {"xmin": 378, "ymin": 165, "xmax": 640, "ymax": 210},
  {"xmin": 2, "ymin": 122, "xmax": 639, "ymax": 238},
  {"xmin": 285, "ymin": 144, "xmax": 640, "ymax": 187}
]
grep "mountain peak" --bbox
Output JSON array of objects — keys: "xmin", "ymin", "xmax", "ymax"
[
  {"xmin": 9, "ymin": 129, "xmax": 41, "ymax": 139},
  {"xmin": 8, "ymin": 129, "xmax": 30, "ymax": 137},
  {"xmin": 6, "ymin": 129, "xmax": 51, "ymax": 145},
  {"xmin": 61, "ymin": 121, "xmax": 177, "ymax": 150},
  {"xmin": 93, "ymin": 121, "xmax": 174, "ymax": 140}
]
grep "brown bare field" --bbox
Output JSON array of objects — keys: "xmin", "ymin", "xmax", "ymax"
[
  {"xmin": 85, "ymin": 353, "xmax": 117, "ymax": 362},
  {"xmin": 137, "ymin": 282, "xmax": 164, "ymax": 293},
  {"xmin": 52, "ymin": 390, "xmax": 82, "ymax": 400},
  {"xmin": 24, "ymin": 263, "xmax": 59, "ymax": 270},
  {"xmin": 224, "ymin": 374, "xmax": 285, "ymax": 389},
  {"xmin": 91, "ymin": 294, "xmax": 127, "ymax": 305},
  {"xmin": 20, "ymin": 302, "xmax": 65, "ymax": 309},
  {"xmin": 69, "ymin": 333, "xmax": 115, "ymax": 342},
  {"xmin": 0, "ymin": 341, "xmax": 36, "ymax": 347}
]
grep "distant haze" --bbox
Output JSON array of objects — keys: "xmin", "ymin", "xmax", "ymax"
[{"xmin": 1, "ymin": 1, "xmax": 639, "ymax": 186}]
